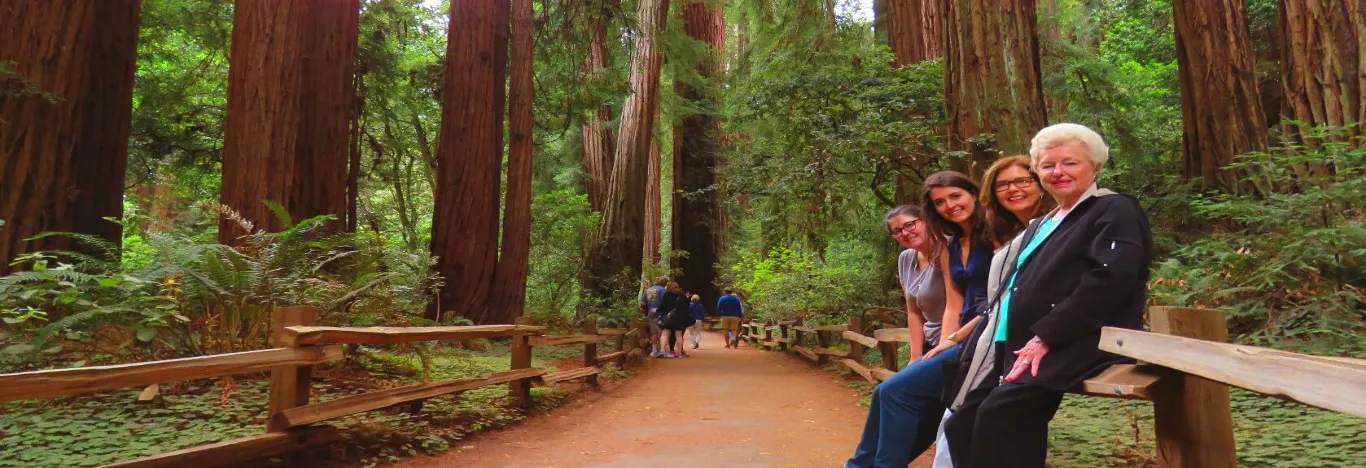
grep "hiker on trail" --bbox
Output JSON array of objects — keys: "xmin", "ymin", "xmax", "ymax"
[
  {"xmin": 942, "ymin": 124, "xmax": 1151, "ymax": 468},
  {"xmin": 660, "ymin": 282, "xmax": 693, "ymax": 358},
  {"xmin": 688, "ymin": 294, "xmax": 706, "ymax": 349},
  {"xmin": 641, "ymin": 277, "xmax": 669, "ymax": 357},
  {"xmin": 716, "ymin": 287, "xmax": 745, "ymax": 348},
  {"xmin": 847, "ymin": 204, "xmax": 957, "ymax": 468}
]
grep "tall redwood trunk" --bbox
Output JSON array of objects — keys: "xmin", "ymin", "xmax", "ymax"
[
  {"xmin": 429, "ymin": 0, "xmax": 510, "ymax": 322},
  {"xmin": 293, "ymin": 0, "xmax": 360, "ymax": 230},
  {"xmin": 672, "ymin": 0, "xmax": 725, "ymax": 312},
  {"xmin": 221, "ymin": 0, "xmax": 359, "ymax": 244},
  {"xmin": 583, "ymin": 0, "xmax": 670, "ymax": 307},
  {"xmin": 220, "ymin": 1, "xmax": 306, "ymax": 243},
  {"xmin": 1172, "ymin": 0, "xmax": 1269, "ymax": 193},
  {"xmin": 487, "ymin": 0, "xmax": 535, "ymax": 323},
  {"xmin": 644, "ymin": 137, "xmax": 662, "ymax": 266},
  {"xmin": 582, "ymin": 8, "xmax": 617, "ymax": 212},
  {"xmin": 887, "ymin": 0, "xmax": 942, "ymax": 64},
  {"xmin": 942, "ymin": 0, "xmax": 1047, "ymax": 176},
  {"xmin": 1278, "ymin": 0, "xmax": 1363, "ymax": 150},
  {"xmin": 0, "ymin": 0, "xmax": 141, "ymax": 274}
]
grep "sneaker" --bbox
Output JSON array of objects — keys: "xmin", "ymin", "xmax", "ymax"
[
  {"xmin": 692, "ymin": 343, "xmax": 699, "ymax": 349},
  {"xmin": 670, "ymin": 352, "xmax": 678, "ymax": 358}
]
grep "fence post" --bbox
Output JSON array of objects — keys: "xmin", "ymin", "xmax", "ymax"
[
  {"xmin": 778, "ymin": 322, "xmax": 790, "ymax": 352},
  {"xmin": 878, "ymin": 339, "xmax": 899, "ymax": 373},
  {"xmin": 815, "ymin": 329, "xmax": 831, "ymax": 366},
  {"xmin": 1147, "ymin": 307, "xmax": 1236, "ymax": 468},
  {"xmin": 847, "ymin": 317, "xmax": 864, "ymax": 364},
  {"xmin": 267, "ymin": 306, "xmax": 318, "ymax": 432},
  {"xmin": 582, "ymin": 320, "xmax": 599, "ymax": 386},
  {"xmin": 510, "ymin": 316, "xmax": 535, "ymax": 410},
  {"xmin": 614, "ymin": 329, "xmax": 626, "ymax": 369},
  {"xmin": 793, "ymin": 318, "xmax": 805, "ymax": 353}
]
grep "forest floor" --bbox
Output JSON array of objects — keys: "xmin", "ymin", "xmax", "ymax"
[{"xmin": 393, "ymin": 331, "xmax": 932, "ymax": 467}]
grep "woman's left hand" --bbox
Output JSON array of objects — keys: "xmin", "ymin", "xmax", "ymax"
[
  {"xmin": 922, "ymin": 339, "xmax": 956, "ymax": 361},
  {"xmin": 1004, "ymin": 336, "xmax": 1050, "ymax": 382}
]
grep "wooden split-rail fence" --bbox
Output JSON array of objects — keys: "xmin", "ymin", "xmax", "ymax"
[
  {"xmin": 738, "ymin": 306, "xmax": 1366, "ymax": 467},
  {"xmin": 0, "ymin": 307, "xmax": 661, "ymax": 467}
]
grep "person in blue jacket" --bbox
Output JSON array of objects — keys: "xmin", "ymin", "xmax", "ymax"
[
  {"xmin": 688, "ymin": 294, "xmax": 706, "ymax": 349},
  {"xmin": 716, "ymin": 288, "xmax": 745, "ymax": 348}
]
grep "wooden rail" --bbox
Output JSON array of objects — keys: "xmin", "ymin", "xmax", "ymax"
[
  {"xmin": 0, "ymin": 306, "xmax": 647, "ymax": 467},
  {"xmin": 736, "ymin": 307, "xmax": 1366, "ymax": 467}
]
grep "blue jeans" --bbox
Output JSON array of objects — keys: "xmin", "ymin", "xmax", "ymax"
[{"xmin": 847, "ymin": 344, "xmax": 960, "ymax": 468}]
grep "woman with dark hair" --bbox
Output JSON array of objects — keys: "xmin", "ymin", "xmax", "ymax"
[
  {"xmin": 847, "ymin": 204, "xmax": 961, "ymax": 468},
  {"xmin": 921, "ymin": 171, "xmax": 993, "ymax": 352},
  {"xmin": 929, "ymin": 156, "xmax": 1052, "ymax": 467},
  {"xmin": 661, "ymin": 282, "xmax": 694, "ymax": 357},
  {"xmin": 943, "ymin": 124, "xmax": 1152, "ymax": 467}
]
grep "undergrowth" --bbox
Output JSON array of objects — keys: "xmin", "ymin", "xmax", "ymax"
[{"xmin": 0, "ymin": 341, "xmax": 603, "ymax": 467}]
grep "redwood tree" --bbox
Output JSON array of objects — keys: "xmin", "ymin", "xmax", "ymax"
[
  {"xmin": 1172, "ymin": 0, "xmax": 1269, "ymax": 193},
  {"xmin": 672, "ymin": 0, "xmax": 725, "ymax": 311},
  {"xmin": 219, "ymin": 0, "xmax": 360, "ymax": 243},
  {"xmin": 428, "ymin": 0, "xmax": 510, "ymax": 322},
  {"xmin": 942, "ymin": 0, "xmax": 1047, "ymax": 175},
  {"xmin": 293, "ymin": 0, "xmax": 361, "ymax": 230},
  {"xmin": 583, "ymin": 0, "xmax": 670, "ymax": 304},
  {"xmin": 1278, "ymin": 0, "xmax": 1363, "ymax": 149},
  {"xmin": 582, "ymin": 4, "xmax": 617, "ymax": 213},
  {"xmin": 0, "ymin": 0, "xmax": 142, "ymax": 274},
  {"xmin": 486, "ymin": 0, "xmax": 536, "ymax": 321},
  {"xmin": 644, "ymin": 138, "xmax": 662, "ymax": 265},
  {"xmin": 220, "ymin": 1, "xmax": 306, "ymax": 243},
  {"xmin": 887, "ymin": 0, "xmax": 941, "ymax": 64}
]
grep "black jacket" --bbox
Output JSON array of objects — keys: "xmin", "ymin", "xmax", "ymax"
[
  {"xmin": 660, "ymin": 291, "xmax": 693, "ymax": 330},
  {"xmin": 996, "ymin": 191, "xmax": 1152, "ymax": 390}
]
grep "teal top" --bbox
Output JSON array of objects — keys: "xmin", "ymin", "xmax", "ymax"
[{"xmin": 995, "ymin": 217, "xmax": 1062, "ymax": 342}]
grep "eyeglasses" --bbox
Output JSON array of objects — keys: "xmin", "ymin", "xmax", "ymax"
[
  {"xmin": 891, "ymin": 219, "xmax": 920, "ymax": 236},
  {"xmin": 994, "ymin": 177, "xmax": 1036, "ymax": 192}
]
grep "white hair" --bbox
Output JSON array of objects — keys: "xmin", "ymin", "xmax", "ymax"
[{"xmin": 1029, "ymin": 123, "xmax": 1110, "ymax": 170}]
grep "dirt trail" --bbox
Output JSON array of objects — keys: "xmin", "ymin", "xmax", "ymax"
[{"xmin": 397, "ymin": 331, "xmax": 875, "ymax": 467}]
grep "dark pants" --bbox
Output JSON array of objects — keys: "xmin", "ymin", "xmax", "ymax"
[{"xmin": 944, "ymin": 383, "xmax": 1064, "ymax": 468}]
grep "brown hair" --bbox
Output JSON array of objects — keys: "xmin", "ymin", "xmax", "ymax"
[
  {"xmin": 884, "ymin": 204, "xmax": 941, "ymax": 254},
  {"xmin": 920, "ymin": 171, "xmax": 991, "ymax": 248},
  {"xmin": 979, "ymin": 156, "xmax": 1055, "ymax": 247}
]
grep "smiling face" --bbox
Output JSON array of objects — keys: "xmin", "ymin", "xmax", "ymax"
[
  {"xmin": 993, "ymin": 165, "xmax": 1042, "ymax": 219},
  {"xmin": 930, "ymin": 186, "xmax": 976, "ymax": 228},
  {"xmin": 1036, "ymin": 140, "xmax": 1098, "ymax": 207},
  {"xmin": 887, "ymin": 214, "xmax": 928, "ymax": 250}
]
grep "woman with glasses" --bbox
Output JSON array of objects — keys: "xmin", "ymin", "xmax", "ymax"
[
  {"xmin": 942, "ymin": 124, "xmax": 1152, "ymax": 467},
  {"xmin": 928, "ymin": 156, "xmax": 1053, "ymax": 467},
  {"xmin": 847, "ymin": 204, "xmax": 959, "ymax": 468}
]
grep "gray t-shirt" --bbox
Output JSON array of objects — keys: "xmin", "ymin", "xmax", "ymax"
[{"xmin": 898, "ymin": 249, "xmax": 947, "ymax": 346}]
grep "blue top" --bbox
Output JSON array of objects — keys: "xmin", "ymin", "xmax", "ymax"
[
  {"xmin": 690, "ymin": 302, "xmax": 706, "ymax": 321},
  {"xmin": 716, "ymin": 295, "xmax": 745, "ymax": 317},
  {"xmin": 947, "ymin": 237, "xmax": 992, "ymax": 325},
  {"xmin": 641, "ymin": 285, "xmax": 666, "ymax": 317},
  {"xmin": 996, "ymin": 217, "xmax": 1062, "ymax": 342}
]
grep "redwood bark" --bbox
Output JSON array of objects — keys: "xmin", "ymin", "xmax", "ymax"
[
  {"xmin": 429, "ymin": 0, "xmax": 510, "ymax": 322},
  {"xmin": 887, "ymin": 0, "xmax": 942, "ymax": 64},
  {"xmin": 220, "ymin": 0, "xmax": 359, "ymax": 243},
  {"xmin": 1278, "ymin": 0, "xmax": 1363, "ymax": 149},
  {"xmin": 486, "ymin": 0, "xmax": 535, "ymax": 323},
  {"xmin": 672, "ymin": 0, "xmax": 724, "ymax": 311},
  {"xmin": 220, "ymin": 1, "xmax": 306, "ymax": 243},
  {"xmin": 644, "ymin": 137, "xmax": 662, "ymax": 266},
  {"xmin": 942, "ymin": 0, "xmax": 1047, "ymax": 176},
  {"xmin": 582, "ymin": 8, "xmax": 616, "ymax": 212},
  {"xmin": 292, "ymin": 0, "xmax": 360, "ymax": 230},
  {"xmin": 1172, "ymin": 0, "xmax": 1269, "ymax": 193},
  {"xmin": 0, "ymin": 0, "xmax": 141, "ymax": 273},
  {"xmin": 583, "ymin": 0, "xmax": 670, "ymax": 304}
]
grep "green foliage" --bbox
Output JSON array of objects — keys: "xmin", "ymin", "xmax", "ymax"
[
  {"xmin": 1151, "ymin": 134, "xmax": 1366, "ymax": 346},
  {"xmin": 723, "ymin": 242, "xmax": 883, "ymax": 322}
]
